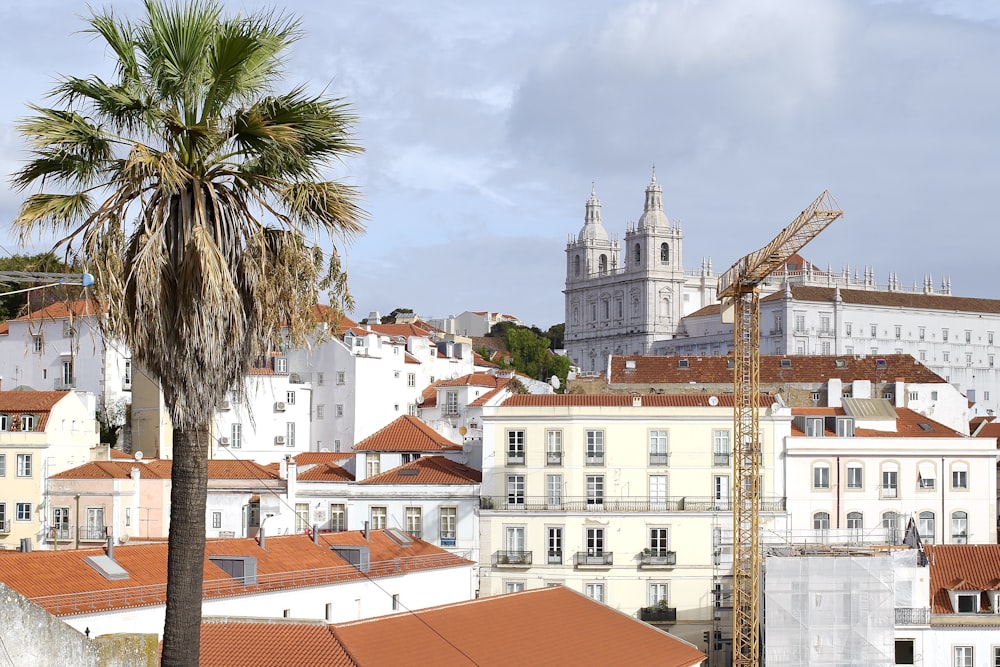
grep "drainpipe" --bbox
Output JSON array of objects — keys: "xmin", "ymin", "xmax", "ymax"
[
  {"xmin": 835, "ymin": 456, "xmax": 841, "ymax": 530},
  {"xmin": 941, "ymin": 456, "xmax": 945, "ymax": 544},
  {"xmin": 75, "ymin": 495, "xmax": 81, "ymax": 550}
]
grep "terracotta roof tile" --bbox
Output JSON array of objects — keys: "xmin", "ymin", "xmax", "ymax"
[
  {"xmin": 419, "ymin": 384, "xmax": 438, "ymax": 408},
  {"xmin": 469, "ymin": 379, "xmax": 511, "ymax": 407},
  {"xmin": 297, "ymin": 462, "xmax": 354, "ymax": 482},
  {"xmin": 763, "ymin": 285, "xmax": 1000, "ymax": 314},
  {"xmin": 436, "ymin": 373, "xmax": 501, "ymax": 388},
  {"xmin": 293, "ymin": 452, "xmax": 354, "ymax": 465},
  {"xmin": 199, "ymin": 619, "xmax": 355, "ymax": 667},
  {"xmin": 0, "ymin": 390, "xmax": 68, "ymax": 413},
  {"xmin": 608, "ymin": 354, "xmax": 945, "ymax": 385},
  {"xmin": 366, "ymin": 323, "xmax": 435, "ymax": 338},
  {"xmin": 501, "ymin": 394, "xmax": 774, "ymax": 408},
  {"xmin": 926, "ymin": 545, "xmax": 1000, "ymax": 613},
  {"xmin": 973, "ymin": 422, "xmax": 1000, "ymax": 440},
  {"xmin": 12, "ymin": 299, "xmax": 102, "ymax": 321},
  {"xmin": 360, "ymin": 456, "xmax": 481, "ymax": 485},
  {"xmin": 143, "ymin": 459, "xmax": 279, "ymax": 480},
  {"xmin": 789, "ymin": 408, "xmax": 962, "ymax": 438},
  {"xmin": 330, "ymin": 586, "xmax": 705, "ymax": 666},
  {"xmin": 352, "ymin": 415, "xmax": 461, "ymax": 452},
  {"xmin": 473, "ymin": 351, "xmax": 498, "ymax": 368},
  {"xmin": 50, "ymin": 461, "xmax": 169, "ymax": 480}
]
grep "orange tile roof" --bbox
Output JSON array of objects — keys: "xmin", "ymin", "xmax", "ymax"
[
  {"xmin": 0, "ymin": 390, "xmax": 69, "ymax": 413},
  {"xmin": 297, "ymin": 462, "xmax": 354, "ymax": 482},
  {"xmin": 143, "ymin": 459, "xmax": 279, "ymax": 480},
  {"xmin": 436, "ymin": 372, "xmax": 501, "ymax": 388},
  {"xmin": 293, "ymin": 452, "xmax": 354, "ymax": 465},
  {"xmin": 419, "ymin": 384, "xmax": 438, "ymax": 408},
  {"xmin": 109, "ymin": 448, "xmax": 139, "ymax": 460},
  {"xmin": 330, "ymin": 586, "xmax": 706, "ymax": 666},
  {"xmin": 360, "ymin": 456, "xmax": 481, "ymax": 485},
  {"xmin": 763, "ymin": 285, "xmax": 1000, "ymax": 314},
  {"xmin": 500, "ymin": 394, "xmax": 774, "ymax": 408},
  {"xmin": 199, "ymin": 619, "xmax": 355, "ymax": 667},
  {"xmin": 366, "ymin": 323, "xmax": 435, "ymax": 338},
  {"xmin": 789, "ymin": 407, "xmax": 962, "ymax": 438},
  {"xmin": 12, "ymin": 299, "xmax": 103, "ymax": 321},
  {"xmin": 0, "ymin": 532, "xmax": 471, "ymax": 617},
  {"xmin": 352, "ymin": 415, "xmax": 461, "ymax": 452},
  {"xmin": 50, "ymin": 461, "xmax": 170, "ymax": 480},
  {"xmin": 473, "ymin": 351, "xmax": 498, "ymax": 368},
  {"xmin": 469, "ymin": 379, "xmax": 512, "ymax": 407},
  {"xmin": 608, "ymin": 354, "xmax": 945, "ymax": 385},
  {"xmin": 973, "ymin": 422, "xmax": 1000, "ymax": 441},
  {"xmin": 925, "ymin": 545, "xmax": 1000, "ymax": 613}
]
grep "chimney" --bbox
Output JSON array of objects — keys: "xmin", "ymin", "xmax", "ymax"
[
  {"xmin": 286, "ymin": 455, "xmax": 298, "ymax": 505},
  {"xmin": 19, "ymin": 538, "xmax": 31, "ymax": 552},
  {"xmin": 312, "ymin": 524, "xmax": 319, "ymax": 545},
  {"xmin": 105, "ymin": 535, "xmax": 115, "ymax": 561},
  {"xmin": 363, "ymin": 521, "xmax": 369, "ymax": 541},
  {"xmin": 258, "ymin": 526, "xmax": 266, "ymax": 550}
]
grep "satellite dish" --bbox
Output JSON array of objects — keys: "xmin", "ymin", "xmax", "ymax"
[
  {"xmin": 707, "ymin": 396, "xmax": 719, "ymax": 407},
  {"xmin": 550, "ymin": 375, "xmax": 561, "ymax": 390},
  {"xmin": 415, "ymin": 396, "xmax": 425, "ymax": 405},
  {"xmin": 134, "ymin": 451, "xmax": 143, "ymax": 460},
  {"xmin": 458, "ymin": 426, "xmax": 468, "ymax": 436}
]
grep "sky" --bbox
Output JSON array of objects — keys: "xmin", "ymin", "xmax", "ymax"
[{"xmin": 0, "ymin": 0, "xmax": 998, "ymax": 329}]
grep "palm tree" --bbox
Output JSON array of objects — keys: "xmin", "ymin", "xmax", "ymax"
[{"xmin": 11, "ymin": 2, "xmax": 364, "ymax": 663}]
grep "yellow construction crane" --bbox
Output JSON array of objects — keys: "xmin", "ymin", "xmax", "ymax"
[{"xmin": 718, "ymin": 191, "xmax": 843, "ymax": 666}]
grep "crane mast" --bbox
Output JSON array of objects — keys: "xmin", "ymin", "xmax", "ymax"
[{"xmin": 718, "ymin": 191, "xmax": 842, "ymax": 666}]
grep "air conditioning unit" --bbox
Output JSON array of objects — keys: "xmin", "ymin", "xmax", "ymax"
[
  {"xmin": 219, "ymin": 437, "xmax": 231, "ymax": 446},
  {"xmin": 274, "ymin": 435, "xmax": 286, "ymax": 445},
  {"xmin": 274, "ymin": 401, "xmax": 286, "ymax": 412},
  {"xmin": 219, "ymin": 400, "xmax": 232, "ymax": 411}
]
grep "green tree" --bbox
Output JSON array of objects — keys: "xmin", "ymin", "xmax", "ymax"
[
  {"xmin": 11, "ymin": 2, "xmax": 364, "ymax": 663},
  {"xmin": 0, "ymin": 252, "xmax": 83, "ymax": 321}
]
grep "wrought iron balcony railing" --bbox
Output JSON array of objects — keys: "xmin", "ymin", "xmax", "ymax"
[
  {"xmin": 480, "ymin": 495, "xmax": 786, "ymax": 513},
  {"xmin": 639, "ymin": 550, "xmax": 677, "ymax": 566},
  {"xmin": 640, "ymin": 606, "xmax": 677, "ymax": 623},
  {"xmin": 492, "ymin": 550, "xmax": 532, "ymax": 567},
  {"xmin": 574, "ymin": 551, "xmax": 613, "ymax": 567}
]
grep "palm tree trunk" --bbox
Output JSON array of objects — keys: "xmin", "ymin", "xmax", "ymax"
[{"xmin": 160, "ymin": 424, "xmax": 210, "ymax": 666}]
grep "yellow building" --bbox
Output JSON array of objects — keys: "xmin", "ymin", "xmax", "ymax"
[
  {"xmin": 479, "ymin": 393, "xmax": 790, "ymax": 649},
  {"xmin": 0, "ymin": 390, "xmax": 100, "ymax": 550}
]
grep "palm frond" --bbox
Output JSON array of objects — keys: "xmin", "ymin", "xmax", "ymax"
[{"xmin": 12, "ymin": 193, "xmax": 93, "ymax": 241}]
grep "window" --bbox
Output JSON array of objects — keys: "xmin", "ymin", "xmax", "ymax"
[
  {"xmin": 918, "ymin": 327, "xmax": 925, "ymax": 341},
  {"xmin": 286, "ymin": 422, "xmax": 295, "ymax": 447},
  {"xmin": 649, "ymin": 527, "xmax": 670, "ymax": 556},
  {"xmin": 15, "ymin": 503, "xmax": 31, "ymax": 521},
  {"xmin": 407, "ymin": 372, "xmax": 416, "ymax": 387},
  {"xmin": 994, "ymin": 646, "xmax": 1000, "ymax": 667},
  {"xmin": 813, "ymin": 512, "xmax": 830, "ymax": 530},
  {"xmin": 952, "ymin": 511, "xmax": 968, "ymax": 543},
  {"xmin": 61, "ymin": 360, "xmax": 74, "ymax": 388},
  {"xmin": 917, "ymin": 461, "xmax": 935, "ymax": 489},
  {"xmin": 956, "ymin": 595, "xmax": 977, "ymax": 613},
  {"xmin": 794, "ymin": 313, "xmax": 806, "ymax": 333},
  {"xmin": 713, "ymin": 430, "xmax": 730, "ymax": 466},
  {"xmin": 954, "ymin": 646, "xmax": 973, "ymax": 667},
  {"xmin": 919, "ymin": 511, "xmax": 935, "ymax": 544},
  {"xmin": 335, "ymin": 404, "xmax": 344, "ymax": 417},
  {"xmin": 649, "ymin": 430, "xmax": 668, "ymax": 465},
  {"xmin": 401, "ymin": 453, "xmax": 420, "ymax": 464},
  {"xmin": 439, "ymin": 507, "xmax": 457, "ymax": 546},
  {"xmin": 811, "ymin": 392, "xmax": 821, "ymax": 401},
  {"xmin": 844, "ymin": 322, "xmax": 853, "ymax": 336},
  {"xmin": 231, "ymin": 423, "xmax": 242, "ymax": 449},
  {"xmin": 966, "ymin": 353, "xmax": 973, "ymax": 366},
  {"xmin": 847, "ymin": 511, "xmax": 863, "ymax": 533},
  {"xmin": 649, "ymin": 475, "xmax": 668, "ymax": 509},
  {"xmin": 931, "ymin": 391, "xmax": 939, "ymax": 400},
  {"xmin": 506, "ymin": 430, "xmax": 525, "ymax": 465},
  {"xmin": 0, "ymin": 454, "xmax": 5, "ymax": 477},
  {"xmin": 894, "ymin": 639, "xmax": 915, "ymax": 665},
  {"xmin": 546, "ymin": 474, "xmax": 562, "ymax": 507},
  {"xmin": 812, "ymin": 463, "xmax": 830, "ymax": 489},
  {"xmin": 283, "ymin": 391, "xmax": 295, "ymax": 406},
  {"xmin": 444, "ymin": 391, "xmax": 459, "ymax": 415},
  {"xmin": 943, "ymin": 328, "xmax": 949, "ymax": 341},
  {"xmin": 585, "ymin": 582, "xmax": 605, "ymax": 603},
  {"xmin": 505, "ymin": 525, "xmax": 525, "ymax": 559},
  {"xmin": 585, "ymin": 430, "xmax": 605, "ymax": 465},
  {"xmin": 804, "ymin": 417, "xmax": 823, "ymax": 437},
  {"xmin": 846, "ymin": 463, "xmax": 863, "ymax": 489},
  {"xmin": 965, "ymin": 330, "xmax": 972, "ymax": 343},
  {"xmin": 649, "ymin": 582, "xmax": 669, "ymax": 607},
  {"xmin": 330, "ymin": 504, "xmax": 346, "ymax": 532},
  {"xmin": 821, "ymin": 341, "xmax": 831, "ymax": 355},
  {"xmin": 895, "ymin": 325, "xmax": 901, "ymax": 339},
  {"xmin": 870, "ymin": 324, "xmax": 877, "ymax": 338},
  {"xmin": 547, "ymin": 526, "xmax": 563, "ymax": 563},
  {"xmin": 943, "ymin": 351, "xmax": 950, "ymax": 362},
  {"xmin": 909, "ymin": 390, "xmax": 919, "ymax": 401},
  {"xmin": 883, "ymin": 511, "xmax": 901, "ymax": 543},
  {"xmin": 394, "ymin": 371, "xmax": 400, "ymax": 379},
  {"xmin": 370, "ymin": 507, "xmax": 387, "ymax": 530},
  {"xmin": 835, "ymin": 417, "xmax": 854, "ymax": 437},
  {"xmin": 316, "ymin": 404, "xmax": 325, "ymax": 420},
  {"xmin": 16, "ymin": 454, "xmax": 32, "ymax": 478},
  {"xmin": 212, "ymin": 512, "xmax": 222, "ymax": 529},
  {"xmin": 405, "ymin": 507, "xmax": 422, "ymax": 539},
  {"xmin": 20, "ymin": 415, "xmax": 35, "ymax": 432},
  {"xmin": 316, "ymin": 372, "xmax": 325, "ymax": 386},
  {"xmin": 32, "ymin": 335, "xmax": 43, "ymax": 353},
  {"xmin": 881, "ymin": 463, "xmax": 898, "ymax": 498},
  {"xmin": 294, "ymin": 502, "xmax": 309, "ymax": 532},
  {"xmin": 920, "ymin": 350, "xmax": 927, "ymax": 361},
  {"xmin": 586, "ymin": 475, "xmax": 604, "ymax": 505},
  {"xmin": 505, "ymin": 581, "xmax": 525, "ymax": 594},
  {"xmin": 546, "ymin": 430, "xmax": 562, "ymax": 465},
  {"xmin": 820, "ymin": 315, "xmax": 831, "ymax": 334},
  {"xmin": 366, "ymin": 453, "xmax": 381, "ymax": 477},
  {"xmin": 586, "ymin": 527, "xmax": 605, "ymax": 556},
  {"xmin": 336, "ymin": 371, "xmax": 345, "ymax": 385},
  {"xmin": 274, "ymin": 357, "xmax": 287, "ymax": 373},
  {"xmin": 952, "ymin": 462, "xmax": 968, "ymax": 489},
  {"xmin": 660, "ymin": 242, "xmax": 670, "ymax": 264},
  {"xmin": 507, "ymin": 474, "xmax": 525, "ymax": 506}
]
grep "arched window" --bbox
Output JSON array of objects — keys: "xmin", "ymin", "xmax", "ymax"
[
  {"xmin": 573, "ymin": 255, "xmax": 581, "ymax": 277},
  {"xmin": 634, "ymin": 243, "xmax": 641, "ymax": 265},
  {"xmin": 951, "ymin": 511, "xmax": 968, "ymax": 543},
  {"xmin": 812, "ymin": 462, "xmax": 830, "ymax": 489},
  {"xmin": 882, "ymin": 511, "xmax": 900, "ymax": 544},
  {"xmin": 847, "ymin": 511, "xmax": 863, "ymax": 531},
  {"xmin": 919, "ymin": 511, "xmax": 935, "ymax": 544},
  {"xmin": 660, "ymin": 242, "xmax": 670, "ymax": 264},
  {"xmin": 812, "ymin": 512, "xmax": 830, "ymax": 530},
  {"xmin": 598, "ymin": 255, "xmax": 608, "ymax": 274}
]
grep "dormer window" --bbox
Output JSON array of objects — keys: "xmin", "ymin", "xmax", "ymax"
[
  {"xmin": 835, "ymin": 417, "xmax": 854, "ymax": 437},
  {"xmin": 805, "ymin": 417, "xmax": 823, "ymax": 437},
  {"xmin": 0, "ymin": 415, "xmax": 8, "ymax": 431},
  {"xmin": 955, "ymin": 592, "xmax": 979, "ymax": 613},
  {"xmin": 20, "ymin": 415, "xmax": 35, "ymax": 431}
]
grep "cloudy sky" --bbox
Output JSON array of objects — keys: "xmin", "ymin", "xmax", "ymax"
[{"xmin": 0, "ymin": 0, "xmax": 997, "ymax": 329}]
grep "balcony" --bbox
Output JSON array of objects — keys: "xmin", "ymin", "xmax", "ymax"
[
  {"xmin": 54, "ymin": 377, "xmax": 77, "ymax": 390},
  {"xmin": 547, "ymin": 550, "xmax": 562, "ymax": 564},
  {"xmin": 586, "ymin": 454, "xmax": 605, "ymax": 466},
  {"xmin": 492, "ymin": 550, "xmax": 532, "ymax": 568},
  {"xmin": 639, "ymin": 550, "xmax": 677, "ymax": 568},
  {"xmin": 479, "ymin": 495, "xmax": 786, "ymax": 513},
  {"xmin": 574, "ymin": 551, "xmax": 613, "ymax": 568},
  {"xmin": 639, "ymin": 606, "xmax": 677, "ymax": 623},
  {"xmin": 506, "ymin": 452, "xmax": 525, "ymax": 466},
  {"xmin": 649, "ymin": 452, "xmax": 669, "ymax": 466},
  {"xmin": 546, "ymin": 452, "xmax": 562, "ymax": 466},
  {"xmin": 881, "ymin": 486, "xmax": 898, "ymax": 499},
  {"xmin": 895, "ymin": 608, "xmax": 931, "ymax": 625},
  {"xmin": 78, "ymin": 526, "xmax": 108, "ymax": 543},
  {"xmin": 0, "ymin": 519, "xmax": 9, "ymax": 534},
  {"xmin": 46, "ymin": 526, "xmax": 72, "ymax": 542},
  {"xmin": 714, "ymin": 453, "xmax": 730, "ymax": 466}
]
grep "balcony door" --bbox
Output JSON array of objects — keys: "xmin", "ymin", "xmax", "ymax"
[
  {"xmin": 586, "ymin": 527, "xmax": 605, "ymax": 557},
  {"xmin": 714, "ymin": 475, "xmax": 730, "ymax": 510},
  {"xmin": 505, "ymin": 526, "xmax": 525, "ymax": 556},
  {"xmin": 86, "ymin": 507, "xmax": 105, "ymax": 541}
]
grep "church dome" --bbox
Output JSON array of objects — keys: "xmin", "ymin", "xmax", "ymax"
[
  {"xmin": 578, "ymin": 184, "xmax": 610, "ymax": 242},
  {"xmin": 637, "ymin": 171, "xmax": 669, "ymax": 229}
]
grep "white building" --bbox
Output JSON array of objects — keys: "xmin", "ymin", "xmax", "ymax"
[{"xmin": 427, "ymin": 310, "xmax": 524, "ymax": 337}]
